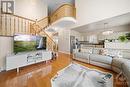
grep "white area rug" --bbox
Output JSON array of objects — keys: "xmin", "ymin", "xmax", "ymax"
[{"xmin": 51, "ymin": 62, "xmax": 113, "ymax": 87}]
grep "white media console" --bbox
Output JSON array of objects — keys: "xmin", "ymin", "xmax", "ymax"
[{"xmin": 6, "ymin": 50, "xmax": 52, "ymax": 72}]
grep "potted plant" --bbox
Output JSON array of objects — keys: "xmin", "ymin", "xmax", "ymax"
[
  {"xmin": 126, "ymin": 33, "xmax": 130, "ymax": 40},
  {"xmin": 118, "ymin": 35, "xmax": 128, "ymax": 42}
]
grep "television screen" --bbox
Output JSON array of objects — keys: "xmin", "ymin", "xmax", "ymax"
[
  {"xmin": 14, "ymin": 34, "xmax": 46, "ymax": 53},
  {"xmin": 36, "ymin": 36, "xmax": 46, "ymax": 50}
]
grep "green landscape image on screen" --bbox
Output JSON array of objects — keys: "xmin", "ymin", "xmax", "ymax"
[{"xmin": 14, "ymin": 41, "xmax": 36, "ymax": 52}]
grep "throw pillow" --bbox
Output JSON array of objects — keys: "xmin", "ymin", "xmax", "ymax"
[
  {"xmin": 99, "ymin": 49, "xmax": 108, "ymax": 56},
  {"xmin": 93, "ymin": 49, "xmax": 100, "ymax": 54},
  {"xmin": 107, "ymin": 50, "xmax": 122, "ymax": 58}
]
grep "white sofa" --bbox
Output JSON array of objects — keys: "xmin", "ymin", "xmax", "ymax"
[
  {"xmin": 73, "ymin": 48, "xmax": 113, "ymax": 69},
  {"xmin": 122, "ymin": 60, "xmax": 130, "ymax": 87},
  {"xmin": 112, "ymin": 50, "xmax": 130, "ymax": 73},
  {"xmin": 73, "ymin": 48, "xmax": 130, "ymax": 87},
  {"xmin": 73, "ymin": 49, "xmax": 91, "ymax": 63},
  {"xmin": 89, "ymin": 54, "xmax": 112, "ymax": 69}
]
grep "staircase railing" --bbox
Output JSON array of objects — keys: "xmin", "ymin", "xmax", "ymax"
[
  {"xmin": 31, "ymin": 19, "xmax": 58, "ymax": 52},
  {"xmin": 37, "ymin": 17, "xmax": 49, "ymax": 29},
  {"xmin": 0, "ymin": 13, "xmax": 36, "ymax": 36},
  {"xmin": 0, "ymin": 13, "xmax": 57, "ymax": 52},
  {"xmin": 50, "ymin": 4, "xmax": 76, "ymax": 24},
  {"xmin": 37, "ymin": 25, "xmax": 58, "ymax": 52}
]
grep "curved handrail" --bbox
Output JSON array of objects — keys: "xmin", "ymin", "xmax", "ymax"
[
  {"xmin": 50, "ymin": 4, "xmax": 76, "ymax": 17},
  {"xmin": 50, "ymin": 4, "xmax": 76, "ymax": 23},
  {"xmin": 37, "ymin": 4, "xmax": 76, "ymax": 28}
]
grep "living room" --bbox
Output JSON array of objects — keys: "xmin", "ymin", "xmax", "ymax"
[{"xmin": 0, "ymin": 0, "xmax": 130, "ymax": 87}]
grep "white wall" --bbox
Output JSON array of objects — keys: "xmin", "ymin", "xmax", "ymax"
[
  {"xmin": 15, "ymin": 0, "xmax": 48, "ymax": 20},
  {"xmin": 58, "ymin": 29, "xmax": 70, "ymax": 54},
  {"xmin": 0, "ymin": 36, "xmax": 13, "ymax": 71},
  {"xmin": 58, "ymin": 29, "xmax": 82, "ymax": 54},
  {"xmin": 74, "ymin": 0, "xmax": 130, "ymax": 28}
]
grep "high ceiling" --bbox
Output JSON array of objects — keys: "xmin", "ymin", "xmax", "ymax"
[
  {"xmin": 72, "ymin": 12, "xmax": 130, "ymax": 33},
  {"xmin": 43, "ymin": 0, "xmax": 75, "ymax": 15}
]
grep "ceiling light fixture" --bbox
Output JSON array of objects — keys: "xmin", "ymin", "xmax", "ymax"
[
  {"xmin": 102, "ymin": 23, "xmax": 113, "ymax": 35},
  {"xmin": 102, "ymin": 30, "xmax": 113, "ymax": 35}
]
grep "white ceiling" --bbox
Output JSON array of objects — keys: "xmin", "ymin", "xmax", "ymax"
[
  {"xmin": 43, "ymin": 0, "xmax": 74, "ymax": 15},
  {"xmin": 72, "ymin": 13, "xmax": 130, "ymax": 33}
]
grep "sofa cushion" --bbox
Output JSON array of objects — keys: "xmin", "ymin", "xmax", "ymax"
[
  {"xmin": 93, "ymin": 48, "xmax": 121, "ymax": 58},
  {"xmin": 121, "ymin": 50, "xmax": 130, "ymax": 59},
  {"xmin": 112, "ymin": 58, "xmax": 127, "ymax": 69},
  {"xmin": 92, "ymin": 48, "xmax": 101, "ymax": 54},
  {"xmin": 90, "ymin": 54, "xmax": 112, "ymax": 65},
  {"xmin": 122, "ymin": 60, "xmax": 130, "ymax": 87},
  {"xmin": 75, "ymin": 52, "xmax": 82, "ymax": 58},
  {"xmin": 74, "ymin": 52, "xmax": 90, "ymax": 60},
  {"xmin": 93, "ymin": 50, "xmax": 99, "ymax": 54},
  {"xmin": 107, "ymin": 49, "xmax": 122, "ymax": 58}
]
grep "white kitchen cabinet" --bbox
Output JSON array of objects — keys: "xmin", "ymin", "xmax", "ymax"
[{"xmin": 105, "ymin": 42, "xmax": 130, "ymax": 49}]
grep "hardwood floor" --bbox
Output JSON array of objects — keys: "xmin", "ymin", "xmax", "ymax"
[{"xmin": 0, "ymin": 52, "xmax": 126, "ymax": 87}]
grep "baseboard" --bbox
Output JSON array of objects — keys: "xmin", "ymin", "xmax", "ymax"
[{"xmin": 59, "ymin": 51, "xmax": 70, "ymax": 55}]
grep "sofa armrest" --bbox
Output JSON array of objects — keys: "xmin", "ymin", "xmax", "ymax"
[{"xmin": 73, "ymin": 49, "xmax": 79, "ymax": 53}]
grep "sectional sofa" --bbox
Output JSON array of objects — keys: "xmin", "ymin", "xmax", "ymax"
[{"xmin": 73, "ymin": 48, "xmax": 130, "ymax": 87}]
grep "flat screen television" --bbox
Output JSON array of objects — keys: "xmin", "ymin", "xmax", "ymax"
[{"xmin": 14, "ymin": 34, "xmax": 46, "ymax": 53}]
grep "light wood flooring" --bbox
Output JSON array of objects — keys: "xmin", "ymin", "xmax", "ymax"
[{"xmin": 0, "ymin": 52, "xmax": 127, "ymax": 87}]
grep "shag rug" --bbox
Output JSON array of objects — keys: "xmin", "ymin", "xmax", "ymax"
[{"xmin": 51, "ymin": 62, "xmax": 113, "ymax": 87}]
